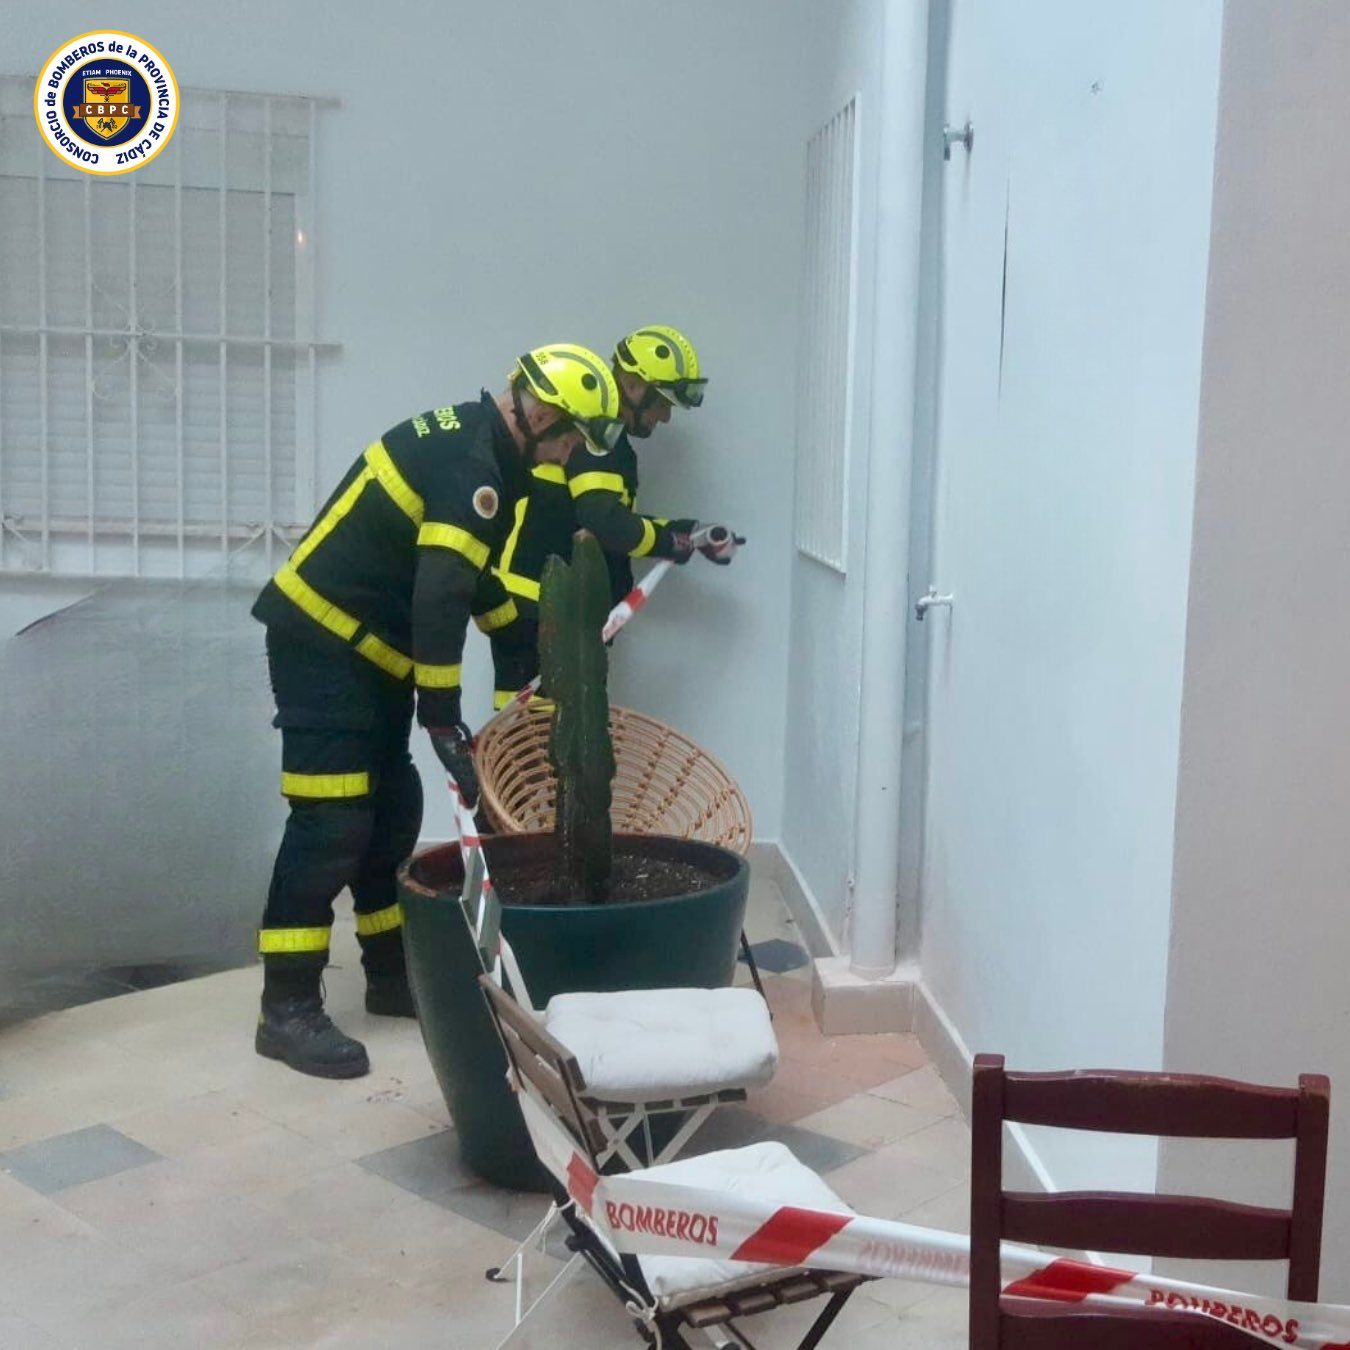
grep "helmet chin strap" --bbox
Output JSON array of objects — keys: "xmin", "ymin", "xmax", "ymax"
[
  {"xmin": 618, "ymin": 376, "xmax": 665, "ymax": 438},
  {"xmin": 513, "ymin": 383, "xmax": 581, "ymax": 459},
  {"xmin": 511, "ymin": 383, "xmax": 550, "ymax": 461}
]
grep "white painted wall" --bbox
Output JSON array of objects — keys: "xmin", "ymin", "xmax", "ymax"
[
  {"xmin": 917, "ymin": 0, "xmax": 1223, "ymax": 1191},
  {"xmin": 1161, "ymin": 0, "xmax": 1350, "ymax": 1299},
  {"xmin": 0, "ymin": 578, "xmax": 96, "ymax": 636},
  {"xmin": 5, "ymin": 0, "xmax": 814, "ymax": 843},
  {"xmin": 779, "ymin": 0, "xmax": 948, "ymax": 959},
  {"xmin": 780, "ymin": 0, "xmax": 883, "ymax": 945}
]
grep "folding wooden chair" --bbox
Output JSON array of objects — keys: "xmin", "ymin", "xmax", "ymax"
[
  {"xmin": 969, "ymin": 1053, "xmax": 1331, "ymax": 1349},
  {"xmin": 481, "ymin": 974, "xmax": 869, "ymax": 1349},
  {"xmin": 460, "ymin": 853, "xmax": 779, "ymax": 1173},
  {"xmin": 458, "ymin": 842, "xmax": 780, "ymax": 1334}
]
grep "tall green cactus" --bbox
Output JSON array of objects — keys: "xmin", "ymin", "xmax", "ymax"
[{"xmin": 538, "ymin": 531, "xmax": 615, "ymax": 904}]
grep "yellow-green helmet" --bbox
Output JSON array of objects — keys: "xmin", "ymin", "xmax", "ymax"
[
  {"xmin": 614, "ymin": 326, "xmax": 707, "ymax": 408},
  {"xmin": 512, "ymin": 343, "xmax": 624, "ymax": 452}
]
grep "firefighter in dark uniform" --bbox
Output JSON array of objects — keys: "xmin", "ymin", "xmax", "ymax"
[
  {"xmin": 484, "ymin": 326, "xmax": 733, "ymax": 708},
  {"xmin": 251, "ymin": 344, "xmax": 623, "ymax": 1078}
]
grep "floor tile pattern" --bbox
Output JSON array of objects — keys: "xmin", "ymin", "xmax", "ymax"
[
  {"xmin": 744, "ymin": 936, "xmax": 812, "ymax": 974},
  {"xmin": 0, "ymin": 875, "xmax": 971, "ymax": 1347}
]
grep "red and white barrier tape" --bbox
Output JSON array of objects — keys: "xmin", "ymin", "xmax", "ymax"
[
  {"xmin": 480, "ymin": 522, "xmax": 729, "ymax": 729},
  {"xmin": 516, "ymin": 1088, "xmax": 1350, "ymax": 1348},
  {"xmin": 483, "ymin": 560, "xmax": 674, "ymax": 725},
  {"xmin": 447, "ymin": 776, "xmax": 534, "ymax": 1009}
]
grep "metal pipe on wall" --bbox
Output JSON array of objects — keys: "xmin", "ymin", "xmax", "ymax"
[{"xmin": 849, "ymin": 0, "xmax": 932, "ymax": 979}]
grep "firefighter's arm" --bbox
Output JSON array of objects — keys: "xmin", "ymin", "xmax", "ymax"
[
  {"xmin": 568, "ymin": 464, "xmax": 648, "ymax": 555},
  {"xmin": 410, "ymin": 546, "xmax": 479, "ymax": 728},
  {"xmin": 413, "ymin": 444, "xmax": 503, "ymax": 728},
  {"xmin": 412, "ymin": 542, "xmax": 480, "ymax": 805},
  {"xmin": 568, "ymin": 471, "xmax": 695, "ymax": 563}
]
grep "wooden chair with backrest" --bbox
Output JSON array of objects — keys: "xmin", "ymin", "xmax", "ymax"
[
  {"xmin": 970, "ymin": 1053, "xmax": 1330, "ymax": 1349},
  {"xmin": 481, "ymin": 974, "xmax": 868, "ymax": 1349}
]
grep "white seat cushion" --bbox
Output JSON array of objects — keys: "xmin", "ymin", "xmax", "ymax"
[
  {"xmin": 631, "ymin": 1141, "xmax": 854, "ymax": 1308},
  {"xmin": 543, "ymin": 987, "xmax": 778, "ymax": 1103}
]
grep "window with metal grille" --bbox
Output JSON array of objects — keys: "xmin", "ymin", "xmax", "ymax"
[
  {"xmin": 0, "ymin": 78, "xmax": 337, "ymax": 580},
  {"xmin": 794, "ymin": 96, "xmax": 858, "ymax": 574}
]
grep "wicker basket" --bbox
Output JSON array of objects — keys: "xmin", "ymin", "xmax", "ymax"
[{"xmin": 476, "ymin": 703, "xmax": 752, "ymax": 857}]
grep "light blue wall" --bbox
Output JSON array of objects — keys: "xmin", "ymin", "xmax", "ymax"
[
  {"xmin": 917, "ymin": 0, "xmax": 1224, "ymax": 1191},
  {"xmin": 5, "ymin": 0, "xmax": 815, "ymax": 843},
  {"xmin": 780, "ymin": 0, "xmax": 884, "ymax": 946},
  {"xmin": 779, "ymin": 0, "xmax": 950, "ymax": 955},
  {"xmin": 0, "ymin": 582, "xmax": 281, "ymax": 1009},
  {"xmin": 0, "ymin": 578, "xmax": 95, "ymax": 636}
]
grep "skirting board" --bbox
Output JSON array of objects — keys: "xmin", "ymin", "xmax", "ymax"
[
  {"xmin": 913, "ymin": 978, "xmax": 1056, "ymax": 1196},
  {"xmin": 758, "ymin": 837, "xmax": 1054, "ymax": 1198},
  {"xmin": 753, "ymin": 841, "xmax": 842, "ymax": 960}
]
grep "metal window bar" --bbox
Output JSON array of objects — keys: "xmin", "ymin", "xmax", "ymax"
[
  {"xmin": 219, "ymin": 91, "xmax": 229, "ymax": 565},
  {"xmin": 0, "ymin": 324, "xmax": 335, "ymax": 347},
  {"xmin": 175, "ymin": 123, "xmax": 185, "ymax": 576},
  {"xmin": 37, "ymin": 132, "xmax": 49, "ymax": 573},
  {"xmin": 302, "ymin": 97, "xmax": 318, "ymax": 521},
  {"xmin": 84, "ymin": 173, "xmax": 94, "ymax": 573},
  {"xmin": 0, "ymin": 293, "xmax": 4, "ymax": 575},
  {"xmin": 263, "ymin": 97, "xmax": 273, "ymax": 572},
  {"xmin": 0, "ymin": 79, "xmax": 338, "ymax": 581},
  {"xmin": 794, "ymin": 98, "xmax": 858, "ymax": 574},
  {"xmin": 129, "ymin": 175, "xmax": 140, "ymax": 577}
]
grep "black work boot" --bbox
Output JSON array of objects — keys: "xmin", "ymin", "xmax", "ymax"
[
  {"xmin": 360, "ymin": 928, "xmax": 417, "ymax": 1019},
  {"xmin": 256, "ymin": 953, "xmax": 370, "ymax": 1078}
]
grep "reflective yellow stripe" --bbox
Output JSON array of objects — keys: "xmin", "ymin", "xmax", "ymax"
[
  {"xmin": 495, "ymin": 689, "xmax": 553, "ymax": 710},
  {"xmin": 497, "ymin": 497, "xmax": 530, "ymax": 583},
  {"xmin": 259, "ymin": 926, "xmax": 331, "ymax": 954},
  {"xmin": 275, "ymin": 570, "xmax": 412, "ymax": 678},
  {"xmin": 532, "ymin": 463, "xmax": 566, "ymax": 485},
  {"xmin": 275, "ymin": 565, "xmax": 361, "ymax": 641},
  {"xmin": 631, "ymin": 517, "xmax": 657, "ymax": 558},
  {"xmin": 500, "ymin": 571, "xmax": 541, "ymax": 602},
  {"xmin": 569, "ymin": 470, "xmax": 626, "ymax": 499},
  {"xmin": 355, "ymin": 904, "xmax": 403, "ymax": 937},
  {"xmin": 418, "ymin": 522, "xmax": 490, "ymax": 570},
  {"xmin": 354, "ymin": 633, "xmax": 413, "ymax": 679},
  {"xmin": 363, "ymin": 440, "xmax": 425, "ymax": 525},
  {"xmin": 281, "ymin": 771, "xmax": 371, "ymax": 798},
  {"xmin": 475, "ymin": 598, "xmax": 518, "ymax": 633},
  {"xmin": 413, "ymin": 661, "xmax": 462, "ymax": 689},
  {"xmin": 290, "ymin": 467, "xmax": 374, "ymax": 570}
]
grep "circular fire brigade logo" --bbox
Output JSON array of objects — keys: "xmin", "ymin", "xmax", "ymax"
[
  {"xmin": 472, "ymin": 486, "xmax": 500, "ymax": 520},
  {"xmin": 34, "ymin": 32, "xmax": 179, "ymax": 176}
]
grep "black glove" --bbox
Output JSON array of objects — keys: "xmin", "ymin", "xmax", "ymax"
[
  {"xmin": 429, "ymin": 722, "xmax": 479, "ymax": 808},
  {"xmin": 662, "ymin": 518, "xmax": 699, "ymax": 565}
]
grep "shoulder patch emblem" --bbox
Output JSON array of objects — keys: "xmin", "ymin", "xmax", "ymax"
[{"xmin": 473, "ymin": 485, "xmax": 499, "ymax": 520}]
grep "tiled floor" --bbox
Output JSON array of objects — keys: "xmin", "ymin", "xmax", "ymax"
[{"xmin": 0, "ymin": 875, "xmax": 971, "ymax": 1348}]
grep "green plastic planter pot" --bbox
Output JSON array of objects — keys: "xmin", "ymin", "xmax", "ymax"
[{"xmin": 398, "ymin": 831, "xmax": 750, "ymax": 1191}]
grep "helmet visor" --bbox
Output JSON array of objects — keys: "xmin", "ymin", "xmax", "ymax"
[
  {"xmin": 652, "ymin": 378, "xmax": 707, "ymax": 410},
  {"xmin": 575, "ymin": 415, "xmax": 625, "ymax": 454}
]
